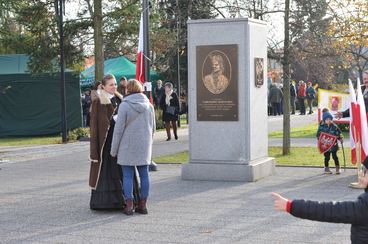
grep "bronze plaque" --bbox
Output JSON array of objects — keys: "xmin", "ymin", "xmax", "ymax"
[
  {"xmin": 255, "ymin": 57, "xmax": 264, "ymax": 88},
  {"xmin": 196, "ymin": 44, "xmax": 238, "ymax": 121}
]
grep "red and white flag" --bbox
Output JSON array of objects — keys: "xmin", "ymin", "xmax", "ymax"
[
  {"xmin": 136, "ymin": 15, "xmax": 145, "ymax": 84},
  {"xmin": 135, "ymin": 14, "xmax": 152, "ymax": 103},
  {"xmin": 349, "ymin": 78, "xmax": 368, "ymax": 164},
  {"xmin": 349, "ymin": 79, "xmax": 358, "ymax": 164}
]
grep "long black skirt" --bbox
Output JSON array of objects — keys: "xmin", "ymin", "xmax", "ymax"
[{"xmin": 90, "ymin": 125, "xmax": 140, "ymax": 210}]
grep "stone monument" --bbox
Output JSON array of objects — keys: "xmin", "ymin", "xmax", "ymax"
[{"xmin": 181, "ymin": 18, "xmax": 275, "ymax": 182}]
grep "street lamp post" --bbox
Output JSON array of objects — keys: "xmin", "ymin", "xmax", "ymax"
[
  {"xmin": 142, "ymin": 0, "xmax": 150, "ymax": 86},
  {"xmin": 175, "ymin": 0, "xmax": 181, "ymax": 127},
  {"xmin": 56, "ymin": 0, "xmax": 67, "ymax": 143}
]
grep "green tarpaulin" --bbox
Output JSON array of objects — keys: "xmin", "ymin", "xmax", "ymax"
[
  {"xmin": 80, "ymin": 56, "xmax": 160, "ymax": 88},
  {"xmin": 0, "ymin": 54, "xmax": 82, "ymax": 137}
]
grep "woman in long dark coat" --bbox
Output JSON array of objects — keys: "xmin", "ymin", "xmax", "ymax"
[
  {"xmin": 160, "ymin": 82, "xmax": 180, "ymax": 141},
  {"xmin": 88, "ymin": 74, "xmax": 124, "ymax": 210}
]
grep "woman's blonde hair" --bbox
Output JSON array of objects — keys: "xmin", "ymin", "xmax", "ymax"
[{"xmin": 126, "ymin": 79, "xmax": 143, "ymax": 94}]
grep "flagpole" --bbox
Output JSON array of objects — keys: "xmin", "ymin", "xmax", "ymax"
[
  {"xmin": 142, "ymin": 0, "xmax": 157, "ymax": 171},
  {"xmin": 349, "ymin": 128, "xmax": 364, "ymax": 188},
  {"xmin": 142, "ymin": 0, "xmax": 151, "ymax": 95}
]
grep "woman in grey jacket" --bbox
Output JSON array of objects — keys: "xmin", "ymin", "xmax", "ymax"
[{"xmin": 111, "ymin": 79, "xmax": 155, "ymax": 215}]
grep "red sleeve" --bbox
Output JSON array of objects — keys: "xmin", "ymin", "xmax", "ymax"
[{"xmin": 286, "ymin": 200, "xmax": 293, "ymax": 213}]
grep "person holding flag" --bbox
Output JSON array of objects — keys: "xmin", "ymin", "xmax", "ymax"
[
  {"xmin": 317, "ymin": 110, "xmax": 343, "ymax": 174},
  {"xmin": 336, "ymin": 71, "xmax": 368, "ymax": 119},
  {"xmin": 335, "ymin": 77, "xmax": 368, "ymax": 188}
]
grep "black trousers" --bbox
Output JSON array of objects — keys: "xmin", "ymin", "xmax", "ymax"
[
  {"xmin": 298, "ymin": 97, "xmax": 306, "ymax": 114},
  {"xmin": 324, "ymin": 151, "xmax": 339, "ymax": 167},
  {"xmin": 271, "ymin": 102, "xmax": 281, "ymax": 116}
]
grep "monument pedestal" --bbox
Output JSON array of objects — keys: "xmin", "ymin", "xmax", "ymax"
[
  {"xmin": 182, "ymin": 18, "xmax": 275, "ymax": 182},
  {"xmin": 182, "ymin": 157, "xmax": 275, "ymax": 182}
]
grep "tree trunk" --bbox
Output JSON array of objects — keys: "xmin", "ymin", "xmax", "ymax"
[
  {"xmin": 283, "ymin": 0, "xmax": 291, "ymax": 155},
  {"xmin": 94, "ymin": 0, "xmax": 104, "ymax": 82}
]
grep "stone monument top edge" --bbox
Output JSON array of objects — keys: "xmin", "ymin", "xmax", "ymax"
[{"xmin": 187, "ymin": 17, "xmax": 267, "ymax": 26}]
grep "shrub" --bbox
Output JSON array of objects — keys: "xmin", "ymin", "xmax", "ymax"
[
  {"xmin": 68, "ymin": 127, "xmax": 90, "ymax": 141},
  {"xmin": 155, "ymin": 109, "xmax": 164, "ymax": 130},
  {"xmin": 337, "ymin": 123, "xmax": 349, "ymax": 132}
]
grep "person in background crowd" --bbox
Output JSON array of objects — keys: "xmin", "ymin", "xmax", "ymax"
[
  {"xmin": 111, "ymin": 79, "xmax": 155, "ymax": 215},
  {"xmin": 179, "ymin": 89, "xmax": 188, "ymax": 115},
  {"xmin": 272, "ymin": 156, "xmax": 368, "ymax": 244},
  {"xmin": 118, "ymin": 76, "xmax": 127, "ymax": 96},
  {"xmin": 268, "ymin": 83, "xmax": 283, "ymax": 116},
  {"xmin": 336, "ymin": 71, "xmax": 368, "ymax": 119},
  {"xmin": 306, "ymin": 81, "xmax": 316, "ymax": 114},
  {"xmin": 279, "ymin": 83, "xmax": 284, "ymax": 115},
  {"xmin": 82, "ymin": 90, "xmax": 92, "ymax": 127},
  {"xmin": 298, "ymin": 80, "xmax": 307, "ymax": 115},
  {"xmin": 89, "ymin": 74, "xmax": 124, "ymax": 210},
  {"xmin": 154, "ymin": 79, "xmax": 165, "ymax": 108},
  {"xmin": 290, "ymin": 81, "xmax": 297, "ymax": 115},
  {"xmin": 317, "ymin": 111, "xmax": 342, "ymax": 174},
  {"xmin": 160, "ymin": 82, "xmax": 180, "ymax": 141}
]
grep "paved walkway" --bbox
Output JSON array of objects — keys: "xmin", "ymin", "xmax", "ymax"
[{"xmin": 0, "ymin": 151, "xmax": 357, "ymax": 243}]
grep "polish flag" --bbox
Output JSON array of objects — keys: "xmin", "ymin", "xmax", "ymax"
[
  {"xmin": 356, "ymin": 78, "xmax": 368, "ymax": 162},
  {"xmin": 349, "ymin": 79, "xmax": 358, "ymax": 164},
  {"xmin": 135, "ymin": 14, "xmax": 152, "ymax": 103},
  {"xmin": 136, "ymin": 15, "xmax": 144, "ymax": 84},
  {"xmin": 349, "ymin": 78, "xmax": 368, "ymax": 164}
]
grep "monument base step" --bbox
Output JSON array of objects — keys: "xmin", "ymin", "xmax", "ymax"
[{"xmin": 181, "ymin": 157, "xmax": 275, "ymax": 182}]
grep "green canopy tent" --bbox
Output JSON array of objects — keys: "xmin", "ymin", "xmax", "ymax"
[
  {"xmin": 80, "ymin": 56, "xmax": 160, "ymax": 89},
  {"xmin": 0, "ymin": 54, "xmax": 82, "ymax": 137}
]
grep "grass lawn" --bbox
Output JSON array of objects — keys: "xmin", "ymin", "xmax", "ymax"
[
  {"xmin": 153, "ymin": 147, "xmax": 354, "ymax": 168},
  {"xmin": 269, "ymin": 123, "xmax": 350, "ymax": 139},
  {"xmin": 0, "ymin": 135, "xmax": 63, "ymax": 147},
  {"xmin": 153, "ymin": 151, "xmax": 189, "ymax": 164}
]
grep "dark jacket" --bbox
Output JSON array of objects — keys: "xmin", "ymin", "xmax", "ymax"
[
  {"xmin": 160, "ymin": 91, "xmax": 180, "ymax": 122},
  {"xmin": 154, "ymin": 86, "xmax": 165, "ymax": 107},
  {"xmin": 82, "ymin": 94, "xmax": 92, "ymax": 115},
  {"xmin": 290, "ymin": 190, "xmax": 368, "ymax": 244},
  {"xmin": 306, "ymin": 86, "xmax": 316, "ymax": 100},
  {"xmin": 290, "ymin": 84, "xmax": 297, "ymax": 98},
  {"xmin": 316, "ymin": 122, "xmax": 342, "ymax": 152},
  {"xmin": 268, "ymin": 85, "xmax": 283, "ymax": 103},
  {"xmin": 343, "ymin": 89, "xmax": 368, "ymax": 117}
]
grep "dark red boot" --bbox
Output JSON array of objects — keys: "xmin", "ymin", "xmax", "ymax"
[
  {"xmin": 135, "ymin": 199, "xmax": 148, "ymax": 214},
  {"xmin": 123, "ymin": 199, "xmax": 134, "ymax": 215}
]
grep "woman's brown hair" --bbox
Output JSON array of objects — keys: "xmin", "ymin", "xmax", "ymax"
[{"xmin": 126, "ymin": 79, "xmax": 143, "ymax": 94}]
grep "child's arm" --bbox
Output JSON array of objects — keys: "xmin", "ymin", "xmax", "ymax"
[
  {"xmin": 273, "ymin": 192, "xmax": 368, "ymax": 225},
  {"xmin": 316, "ymin": 125, "xmax": 321, "ymax": 139}
]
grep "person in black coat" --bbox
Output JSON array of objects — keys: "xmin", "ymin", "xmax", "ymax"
[
  {"xmin": 290, "ymin": 81, "xmax": 297, "ymax": 115},
  {"xmin": 160, "ymin": 82, "xmax": 180, "ymax": 141},
  {"xmin": 272, "ymin": 156, "xmax": 368, "ymax": 244},
  {"xmin": 154, "ymin": 79, "xmax": 165, "ymax": 108},
  {"xmin": 336, "ymin": 72, "xmax": 368, "ymax": 119}
]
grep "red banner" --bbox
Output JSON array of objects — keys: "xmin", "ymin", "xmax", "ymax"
[{"xmin": 318, "ymin": 132, "xmax": 337, "ymax": 154}]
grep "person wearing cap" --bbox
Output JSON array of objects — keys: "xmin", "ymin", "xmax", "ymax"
[
  {"xmin": 317, "ymin": 111, "xmax": 343, "ymax": 174},
  {"xmin": 272, "ymin": 156, "xmax": 368, "ymax": 244}
]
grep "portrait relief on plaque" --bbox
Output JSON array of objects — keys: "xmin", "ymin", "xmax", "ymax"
[
  {"xmin": 202, "ymin": 50, "xmax": 231, "ymax": 95},
  {"xmin": 255, "ymin": 57, "xmax": 264, "ymax": 88},
  {"xmin": 196, "ymin": 44, "xmax": 238, "ymax": 121}
]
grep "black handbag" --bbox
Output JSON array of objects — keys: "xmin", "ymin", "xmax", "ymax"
[{"xmin": 166, "ymin": 105, "xmax": 176, "ymax": 116}]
